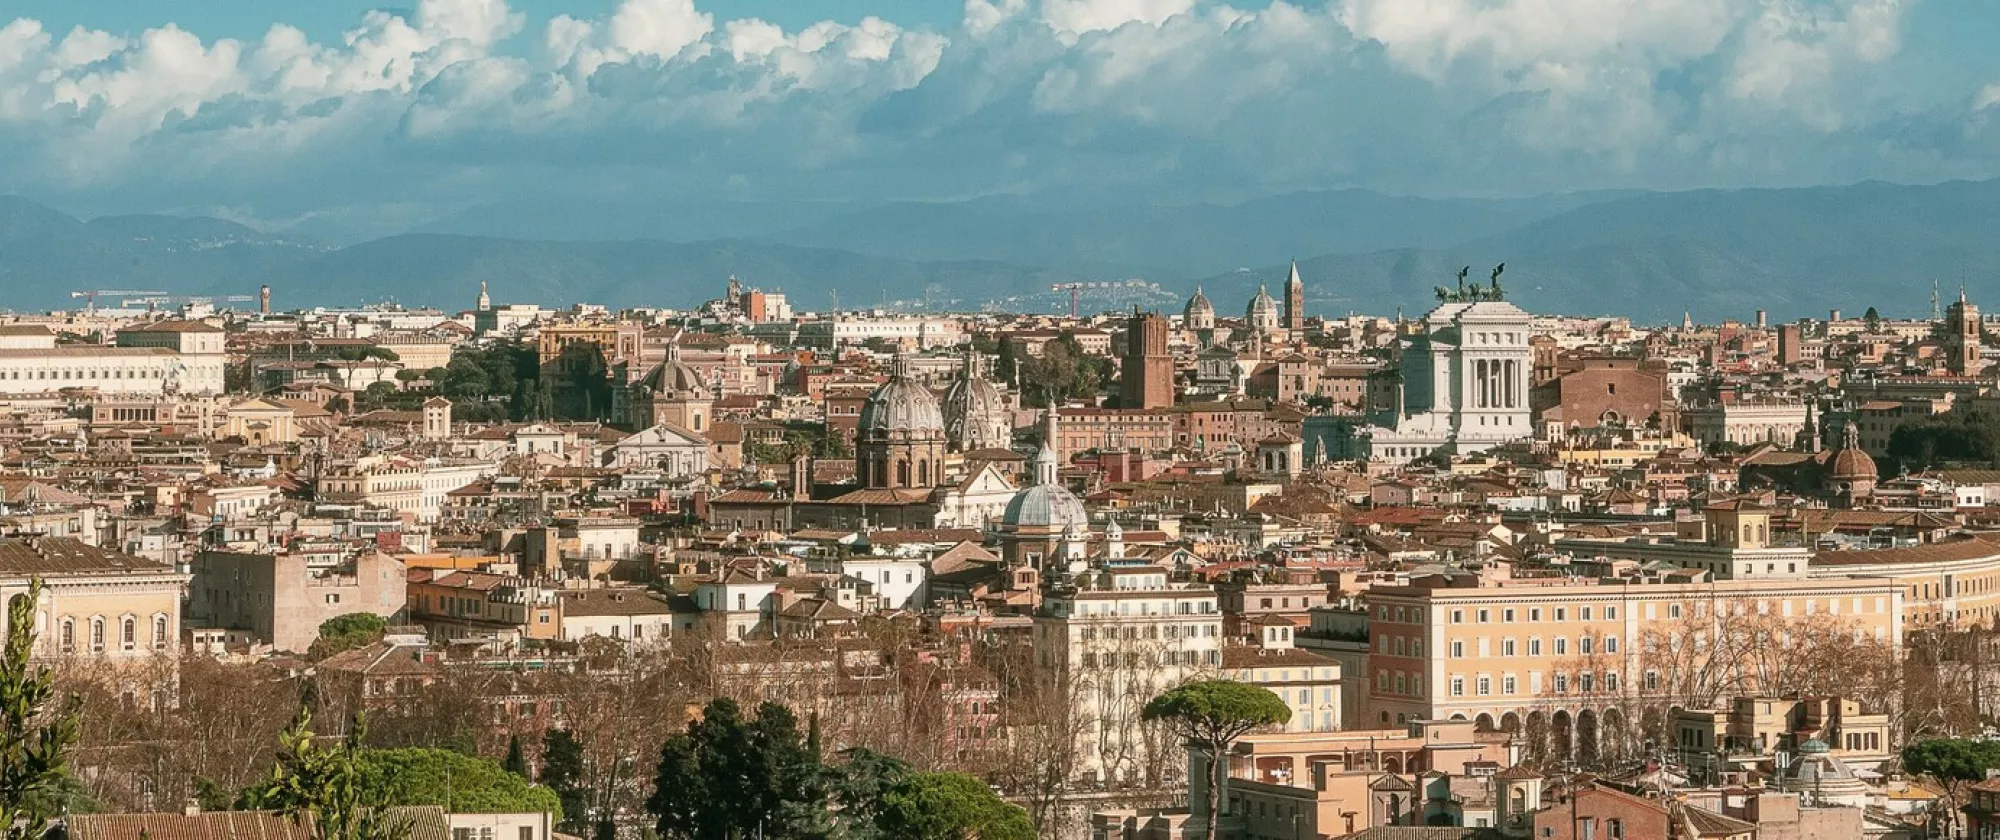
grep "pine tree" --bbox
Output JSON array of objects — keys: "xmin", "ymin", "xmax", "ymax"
[
  {"xmin": 539, "ymin": 729, "xmax": 589, "ymax": 834},
  {"xmin": 502, "ymin": 735, "xmax": 529, "ymax": 780}
]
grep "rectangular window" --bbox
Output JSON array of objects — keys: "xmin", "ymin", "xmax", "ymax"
[
  {"xmin": 1502, "ymin": 676, "xmax": 1517, "ymax": 695},
  {"xmin": 1606, "ymin": 606, "xmax": 1618, "ymax": 620},
  {"xmin": 1581, "ymin": 607, "xmax": 1592, "ymax": 620},
  {"xmin": 1554, "ymin": 638, "xmax": 1568, "ymax": 656},
  {"xmin": 1451, "ymin": 609, "xmax": 1464, "ymax": 624},
  {"xmin": 1450, "ymin": 677, "xmax": 1465, "ymax": 697},
  {"xmin": 1554, "ymin": 608, "xmax": 1567, "ymax": 621},
  {"xmin": 1477, "ymin": 609, "xmax": 1490, "ymax": 623},
  {"xmin": 1529, "ymin": 608, "xmax": 1541, "ymax": 621},
  {"xmin": 1476, "ymin": 677, "xmax": 1491, "ymax": 696},
  {"xmin": 1450, "ymin": 641, "xmax": 1465, "ymax": 658},
  {"xmin": 1529, "ymin": 638, "xmax": 1542, "ymax": 656},
  {"xmin": 1503, "ymin": 609, "xmax": 1516, "ymax": 622}
]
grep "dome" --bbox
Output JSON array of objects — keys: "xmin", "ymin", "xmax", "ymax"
[
  {"xmin": 638, "ymin": 360, "xmax": 705, "ymax": 396},
  {"xmin": 860, "ymin": 360, "xmax": 945, "ymax": 434},
  {"xmin": 1829, "ymin": 447, "xmax": 1878, "ymax": 480},
  {"xmin": 1829, "ymin": 423, "xmax": 1877, "ymax": 480},
  {"xmin": 637, "ymin": 346, "xmax": 707, "ymax": 397},
  {"xmin": 1246, "ymin": 284, "xmax": 1279, "ymax": 321},
  {"xmin": 1002, "ymin": 484, "xmax": 1089, "ymax": 530},
  {"xmin": 943, "ymin": 364, "xmax": 1007, "ymax": 429},
  {"xmin": 1185, "ymin": 287, "xmax": 1215, "ymax": 320}
]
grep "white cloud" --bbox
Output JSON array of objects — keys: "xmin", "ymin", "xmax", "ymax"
[{"xmin": 0, "ymin": 0, "xmax": 1983, "ymax": 231}]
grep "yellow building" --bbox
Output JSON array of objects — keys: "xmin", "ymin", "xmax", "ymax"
[
  {"xmin": 222, "ymin": 398, "xmax": 297, "ymax": 445},
  {"xmin": 1808, "ymin": 536, "xmax": 2000, "ymax": 630},
  {"xmin": 0, "ymin": 537, "xmax": 190, "ymax": 660},
  {"xmin": 1363, "ymin": 570, "xmax": 1903, "ymax": 761}
]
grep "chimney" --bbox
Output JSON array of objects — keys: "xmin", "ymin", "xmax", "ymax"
[
  {"xmin": 1755, "ymin": 309, "xmax": 1767, "ymax": 329},
  {"xmin": 185, "ymin": 799, "xmax": 202, "ymax": 816}
]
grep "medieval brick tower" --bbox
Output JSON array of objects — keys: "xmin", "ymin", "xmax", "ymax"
[{"xmin": 1120, "ymin": 310, "xmax": 1174, "ymax": 409}]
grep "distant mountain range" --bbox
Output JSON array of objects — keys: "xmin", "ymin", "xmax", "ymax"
[{"xmin": 4, "ymin": 179, "xmax": 1999, "ymax": 320}]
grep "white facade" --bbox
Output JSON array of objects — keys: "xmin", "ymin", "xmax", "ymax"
[
  {"xmin": 843, "ymin": 556, "xmax": 928, "ymax": 611},
  {"xmin": 1035, "ymin": 571, "xmax": 1224, "ymax": 782},
  {"xmin": 0, "ymin": 343, "xmax": 225, "ymax": 397},
  {"xmin": 1361, "ymin": 300, "xmax": 1534, "ymax": 465}
]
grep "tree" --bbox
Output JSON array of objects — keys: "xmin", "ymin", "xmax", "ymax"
[
  {"xmin": 647, "ymin": 698, "xmax": 833, "ymax": 840},
  {"xmin": 311, "ymin": 613, "xmax": 388, "ymax": 659},
  {"xmin": 832, "ymin": 749, "xmax": 909, "ymax": 840},
  {"xmin": 1904, "ymin": 738, "xmax": 2000, "ymax": 837},
  {"xmin": 503, "ymin": 735, "xmax": 530, "ymax": 780},
  {"xmin": 0, "ymin": 580, "xmax": 81, "ymax": 840},
  {"xmin": 245, "ymin": 707, "xmax": 411, "ymax": 840},
  {"xmin": 352, "ymin": 748, "xmax": 562, "ymax": 820},
  {"xmin": 540, "ymin": 729, "xmax": 589, "ymax": 834},
  {"xmin": 1015, "ymin": 333, "xmax": 1106, "ymax": 408},
  {"xmin": 874, "ymin": 772, "xmax": 1034, "ymax": 840},
  {"xmin": 1142, "ymin": 681, "xmax": 1291, "ymax": 840}
]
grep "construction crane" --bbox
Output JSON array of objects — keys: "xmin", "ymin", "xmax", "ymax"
[
  {"xmin": 1051, "ymin": 282, "xmax": 1084, "ymax": 318},
  {"xmin": 70, "ymin": 290, "xmax": 165, "ymax": 315},
  {"xmin": 122, "ymin": 294, "xmax": 256, "ymax": 310}
]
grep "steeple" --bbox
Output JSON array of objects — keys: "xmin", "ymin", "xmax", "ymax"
[
  {"xmin": 1284, "ymin": 260, "xmax": 1305, "ymax": 330},
  {"xmin": 476, "ymin": 281, "xmax": 491, "ymax": 311}
]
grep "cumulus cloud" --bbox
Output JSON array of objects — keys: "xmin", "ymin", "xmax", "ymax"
[{"xmin": 0, "ymin": 0, "xmax": 1989, "ymax": 234}]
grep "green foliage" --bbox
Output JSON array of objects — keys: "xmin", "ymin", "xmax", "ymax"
[
  {"xmin": 831, "ymin": 749, "xmax": 910, "ymax": 840},
  {"xmin": 647, "ymin": 698, "xmax": 834, "ymax": 840},
  {"xmin": 1016, "ymin": 332, "xmax": 1107, "ymax": 408},
  {"xmin": 245, "ymin": 708, "xmax": 412, "ymax": 840},
  {"xmin": 1143, "ymin": 680, "xmax": 1291, "ymax": 840},
  {"xmin": 311, "ymin": 613, "xmax": 388, "ymax": 659},
  {"xmin": 540, "ymin": 729, "xmax": 589, "ymax": 834},
  {"xmin": 747, "ymin": 426, "xmax": 849, "ymax": 465},
  {"xmin": 352, "ymin": 748, "xmax": 562, "ymax": 821},
  {"xmin": 503, "ymin": 735, "xmax": 529, "ymax": 780},
  {"xmin": 874, "ymin": 772, "xmax": 1033, "ymax": 840},
  {"xmin": 1887, "ymin": 412, "xmax": 2000, "ymax": 471},
  {"xmin": 0, "ymin": 581, "xmax": 81, "ymax": 840},
  {"xmin": 436, "ymin": 342, "xmax": 539, "ymax": 421},
  {"xmin": 1903, "ymin": 738, "xmax": 2000, "ymax": 784}
]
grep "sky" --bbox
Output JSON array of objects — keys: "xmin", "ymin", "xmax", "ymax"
[{"xmin": 5, "ymin": 0, "xmax": 2000, "ymax": 236}]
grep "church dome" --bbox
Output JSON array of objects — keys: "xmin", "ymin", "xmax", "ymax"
[
  {"xmin": 1246, "ymin": 285, "xmax": 1279, "ymax": 322},
  {"xmin": 1828, "ymin": 423, "xmax": 1877, "ymax": 480},
  {"xmin": 1185, "ymin": 287, "xmax": 1215, "ymax": 321},
  {"xmin": 1002, "ymin": 484, "xmax": 1089, "ymax": 530},
  {"xmin": 1829, "ymin": 447, "xmax": 1878, "ymax": 481},
  {"xmin": 860, "ymin": 360, "xmax": 945, "ymax": 434},
  {"xmin": 943, "ymin": 358, "xmax": 1007, "ymax": 433},
  {"xmin": 637, "ymin": 348, "xmax": 707, "ymax": 397}
]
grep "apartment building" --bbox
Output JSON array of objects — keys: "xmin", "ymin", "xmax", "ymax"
[
  {"xmin": 1362, "ymin": 572, "xmax": 1902, "ymax": 759},
  {"xmin": 1035, "ymin": 566, "xmax": 1225, "ymax": 783}
]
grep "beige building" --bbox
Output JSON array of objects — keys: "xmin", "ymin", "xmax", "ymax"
[
  {"xmin": 316, "ymin": 456, "xmax": 496, "ymax": 522},
  {"xmin": 222, "ymin": 399, "xmax": 298, "ymax": 445},
  {"xmin": 1363, "ymin": 571, "xmax": 1902, "ymax": 760},
  {"xmin": 0, "ymin": 537, "xmax": 190, "ymax": 660},
  {"xmin": 188, "ymin": 549, "xmax": 407, "ymax": 653}
]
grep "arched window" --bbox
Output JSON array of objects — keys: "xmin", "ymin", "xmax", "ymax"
[
  {"xmin": 90, "ymin": 618, "xmax": 105, "ymax": 652},
  {"xmin": 153, "ymin": 616, "xmax": 169, "ymax": 650},
  {"xmin": 917, "ymin": 460, "xmax": 929, "ymax": 486},
  {"xmin": 121, "ymin": 617, "xmax": 135, "ymax": 651},
  {"xmin": 59, "ymin": 620, "xmax": 74, "ymax": 653},
  {"xmin": 897, "ymin": 461, "xmax": 910, "ymax": 487}
]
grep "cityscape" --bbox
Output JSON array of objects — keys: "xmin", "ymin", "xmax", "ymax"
[
  {"xmin": 12, "ymin": 0, "xmax": 2000, "ymax": 839},
  {"xmin": 1, "ymin": 266, "xmax": 1997, "ymax": 840}
]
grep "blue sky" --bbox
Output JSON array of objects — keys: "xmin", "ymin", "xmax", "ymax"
[{"xmin": 4, "ymin": 0, "xmax": 2000, "ymax": 237}]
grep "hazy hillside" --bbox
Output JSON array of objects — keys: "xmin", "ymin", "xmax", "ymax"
[
  {"xmin": 758, "ymin": 189, "xmax": 1623, "ymax": 279},
  {"xmin": 1201, "ymin": 179, "xmax": 2000, "ymax": 323},
  {"xmin": 5, "ymin": 178, "xmax": 2000, "ymax": 318},
  {"xmin": 287, "ymin": 235, "xmax": 1067, "ymax": 311}
]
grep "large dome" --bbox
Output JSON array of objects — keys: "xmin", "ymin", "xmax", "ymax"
[
  {"xmin": 1246, "ymin": 284, "xmax": 1279, "ymax": 321},
  {"xmin": 1829, "ymin": 447, "xmax": 1878, "ymax": 481},
  {"xmin": 1002, "ymin": 484, "xmax": 1089, "ymax": 530},
  {"xmin": 637, "ymin": 357, "xmax": 706, "ymax": 396},
  {"xmin": 860, "ymin": 366, "xmax": 945, "ymax": 434},
  {"xmin": 1185, "ymin": 287, "xmax": 1215, "ymax": 320},
  {"xmin": 943, "ymin": 376, "xmax": 1005, "ymax": 430}
]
